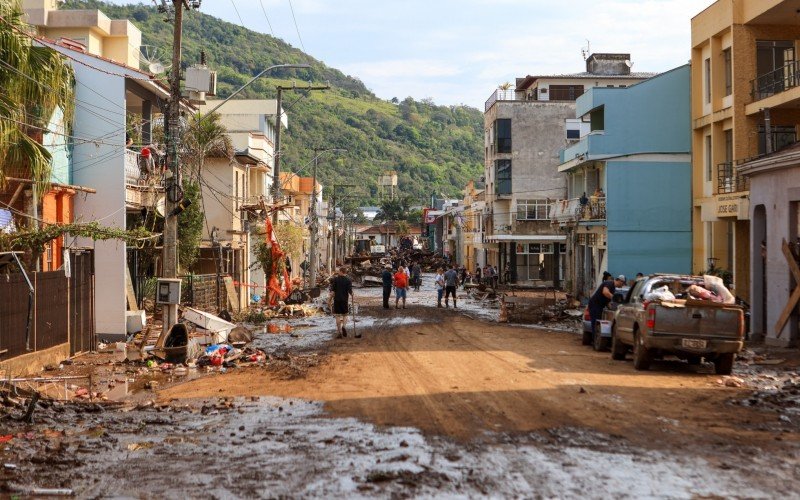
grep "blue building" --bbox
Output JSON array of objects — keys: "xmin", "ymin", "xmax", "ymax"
[{"xmin": 554, "ymin": 65, "xmax": 692, "ymax": 297}]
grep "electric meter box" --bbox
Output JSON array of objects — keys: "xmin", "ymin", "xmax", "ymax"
[{"xmin": 156, "ymin": 278, "xmax": 182, "ymax": 305}]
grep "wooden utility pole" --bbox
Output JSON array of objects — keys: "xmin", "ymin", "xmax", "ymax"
[{"xmin": 162, "ymin": 0, "xmax": 185, "ymax": 333}]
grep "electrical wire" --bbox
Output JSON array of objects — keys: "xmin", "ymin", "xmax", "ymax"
[
  {"xmin": 286, "ymin": 0, "xmax": 306, "ymax": 52},
  {"xmin": 229, "ymin": 0, "xmax": 246, "ymax": 28},
  {"xmin": 258, "ymin": 0, "xmax": 275, "ymax": 35}
]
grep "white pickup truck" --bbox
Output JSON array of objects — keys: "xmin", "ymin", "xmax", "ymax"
[{"xmin": 610, "ymin": 274, "xmax": 745, "ymax": 375}]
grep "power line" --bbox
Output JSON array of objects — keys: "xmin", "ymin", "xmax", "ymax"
[
  {"xmin": 229, "ymin": 0, "xmax": 246, "ymax": 28},
  {"xmin": 258, "ymin": 0, "xmax": 275, "ymax": 35},
  {"xmin": 286, "ymin": 0, "xmax": 306, "ymax": 52}
]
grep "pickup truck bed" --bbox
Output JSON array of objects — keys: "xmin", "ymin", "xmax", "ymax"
[{"xmin": 610, "ymin": 275, "xmax": 744, "ymax": 374}]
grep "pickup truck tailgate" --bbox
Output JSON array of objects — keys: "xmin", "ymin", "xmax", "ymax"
[{"xmin": 652, "ymin": 302, "xmax": 742, "ymax": 339}]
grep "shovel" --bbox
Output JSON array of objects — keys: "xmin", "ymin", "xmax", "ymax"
[{"xmin": 351, "ymin": 301, "xmax": 360, "ymax": 338}]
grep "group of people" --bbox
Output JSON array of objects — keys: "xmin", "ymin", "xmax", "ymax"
[
  {"xmin": 473, "ymin": 264, "xmax": 500, "ymax": 287},
  {"xmin": 380, "ymin": 261, "xmax": 422, "ymax": 309}
]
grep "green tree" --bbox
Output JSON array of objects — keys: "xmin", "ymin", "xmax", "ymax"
[
  {"xmin": 177, "ymin": 180, "xmax": 204, "ymax": 271},
  {"xmin": 177, "ymin": 112, "xmax": 233, "ymax": 271},
  {"xmin": 0, "ymin": 0, "xmax": 75, "ymax": 192}
]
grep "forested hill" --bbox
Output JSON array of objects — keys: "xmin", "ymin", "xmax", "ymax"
[{"xmin": 64, "ymin": 1, "xmax": 484, "ymax": 203}]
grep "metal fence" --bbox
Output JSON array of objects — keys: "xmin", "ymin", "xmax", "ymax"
[{"xmin": 0, "ymin": 251, "xmax": 94, "ymax": 361}]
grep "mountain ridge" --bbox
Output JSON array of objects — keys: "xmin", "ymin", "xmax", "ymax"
[{"xmin": 63, "ymin": 0, "xmax": 484, "ymax": 203}]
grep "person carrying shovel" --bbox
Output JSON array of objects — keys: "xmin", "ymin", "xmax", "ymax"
[{"xmin": 329, "ymin": 266, "xmax": 358, "ymax": 338}]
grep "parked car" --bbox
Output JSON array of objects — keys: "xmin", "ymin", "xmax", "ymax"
[
  {"xmin": 582, "ymin": 286, "xmax": 629, "ymax": 349},
  {"xmin": 609, "ymin": 274, "xmax": 745, "ymax": 374}
]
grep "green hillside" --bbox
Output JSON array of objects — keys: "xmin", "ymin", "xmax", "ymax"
[{"xmin": 64, "ymin": 1, "xmax": 484, "ymax": 203}]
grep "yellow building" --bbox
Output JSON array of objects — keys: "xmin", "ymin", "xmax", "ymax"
[
  {"xmin": 691, "ymin": 0, "xmax": 800, "ymax": 301},
  {"xmin": 23, "ymin": 0, "xmax": 142, "ymax": 68},
  {"xmin": 460, "ymin": 181, "xmax": 485, "ymax": 272}
]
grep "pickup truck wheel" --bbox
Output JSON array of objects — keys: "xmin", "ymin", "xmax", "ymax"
[
  {"xmin": 632, "ymin": 331, "xmax": 651, "ymax": 371},
  {"xmin": 611, "ymin": 325, "xmax": 626, "ymax": 360},
  {"xmin": 593, "ymin": 323, "xmax": 609, "ymax": 351},
  {"xmin": 714, "ymin": 353, "xmax": 735, "ymax": 375}
]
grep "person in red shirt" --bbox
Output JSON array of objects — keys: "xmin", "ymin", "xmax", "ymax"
[{"xmin": 393, "ymin": 265, "xmax": 409, "ymax": 309}]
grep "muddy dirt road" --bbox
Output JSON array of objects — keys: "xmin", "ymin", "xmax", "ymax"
[
  {"xmin": 163, "ymin": 303, "xmax": 794, "ymax": 448},
  {"xmin": 3, "ymin": 282, "xmax": 799, "ymax": 497}
]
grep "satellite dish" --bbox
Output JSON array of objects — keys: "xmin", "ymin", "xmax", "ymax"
[
  {"xmin": 624, "ymin": 60, "xmax": 633, "ymax": 68},
  {"xmin": 154, "ymin": 196, "xmax": 166, "ymax": 217},
  {"xmin": 139, "ymin": 45, "xmax": 171, "ymax": 75}
]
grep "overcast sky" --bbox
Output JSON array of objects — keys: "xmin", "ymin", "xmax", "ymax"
[{"xmin": 110, "ymin": 0, "xmax": 716, "ymax": 108}]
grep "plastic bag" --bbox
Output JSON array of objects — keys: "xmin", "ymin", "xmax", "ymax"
[{"xmin": 645, "ymin": 285, "xmax": 676, "ymax": 302}]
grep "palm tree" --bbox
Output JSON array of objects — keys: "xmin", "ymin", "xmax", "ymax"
[
  {"xmin": 181, "ymin": 111, "xmax": 233, "ymax": 180},
  {"xmin": 0, "ymin": 0, "xmax": 74, "ymax": 192}
]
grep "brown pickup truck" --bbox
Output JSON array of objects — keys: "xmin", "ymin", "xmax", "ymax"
[{"xmin": 610, "ymin": 274, "xmax": 745, "ymax": 375}]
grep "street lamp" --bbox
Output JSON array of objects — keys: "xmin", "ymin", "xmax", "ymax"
[{"xmin": 199, "ymin": 63, "xmax": 312, "ymax": 120}]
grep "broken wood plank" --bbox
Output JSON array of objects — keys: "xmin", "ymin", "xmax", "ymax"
[{"xmin": 775, "ymin": 239, "xmax": 800, "ymax": 338}]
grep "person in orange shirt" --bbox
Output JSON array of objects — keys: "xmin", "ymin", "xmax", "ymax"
[{"xmin": 393, "ymin": 265, "xmax": 409, "ymax": 309}]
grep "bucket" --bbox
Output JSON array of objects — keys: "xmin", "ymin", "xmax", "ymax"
[{"xmin": 599, "ymin": 320, "xmax": 612, "ymax": 335}]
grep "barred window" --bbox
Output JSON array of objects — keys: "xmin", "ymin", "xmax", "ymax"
[{"xmin": 516, "ymin": 199, "xmax": 551, "ymax": 220}]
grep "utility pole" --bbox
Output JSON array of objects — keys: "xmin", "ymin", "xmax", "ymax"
[
  {"xmin": 271, "ymin": 84, "xmax": 330, "ymax": 225},
  {"xmin": 162, "ymin": 0, "xmax": 187, "ymax": 333},
  {"xmin": 308, "ymin": 148, "xmax": 345, "ymax": 287}
]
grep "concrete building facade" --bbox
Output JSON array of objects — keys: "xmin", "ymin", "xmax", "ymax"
[
  {"xmin": 556, "ymin": 65, "xmax": 692, "ymax": 296},
  {"xmin": 483, "ymin": 54, "xmax": 654, "ymax": 287}
]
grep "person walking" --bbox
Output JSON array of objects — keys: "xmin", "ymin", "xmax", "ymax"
[
  {"xmin": 329, "ymin": 267, "xmax": 357, "ymax": 338},
  {"xmin": 444, "ymin": 264, "xmax": 459, "ymax": 308},
  {"xmin": 435, "ymin": 267, "xmax": 445, "ymax": 308},
  {"xmin": 394, "ymin": 265, "xmax": 409, "ymax": 309},
  {"xmin": 411, "ymin": 262, "xmax": 422, "ymax": 291},
  {"xmin": 475, "ymin": 265, "xmax": 482, "ymax": 285},
  {"xmin": 381, "ymin": 264, "xmax": 393, "ymax": 309},
  {"xmin": 459, "ymin": 266, "xmax": 468, "ymax": 288}
]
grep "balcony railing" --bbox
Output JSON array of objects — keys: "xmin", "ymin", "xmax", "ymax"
[
  {"xmin": 551, "ymin": 197, "xmax": 606, "ymax": 223},
  {"xmin": 485, "ymin": 88, "xmax": 519, "ymax": 111},
  {"xmin": 125, "ymin": 149, "xmax": 142, "ymax": 185},
  {"xmin": 751, "ymin": 61, "xmax": 800, "ymax": 101},
  {"xmin": 717, "ymin": 162, "xmax": 750, "ymax": 194}
]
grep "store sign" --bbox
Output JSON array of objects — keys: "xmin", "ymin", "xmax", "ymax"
[{"xmin": 715, "ymin": 194, "xmax": 749, "ymax": 219}]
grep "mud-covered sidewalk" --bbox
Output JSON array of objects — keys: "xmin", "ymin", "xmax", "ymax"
[{"xmin": 2, "ymin": 276, "xmax": 799, "ymax": 498}]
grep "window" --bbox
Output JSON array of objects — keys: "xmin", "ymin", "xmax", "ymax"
[
  {"xmin": 704, "ymin": 58, "xmax": 711, "ymax": 103},
  {"xmin": 755, "ymin": 40, "xmax": 795, "ymax": 99},
  {"xmin": 566, "ymin": 128, "xmax": 580, "ymax": 140},
  {"xmin": 723, "ymin": 48, "xmax": 732, "ymax": 96},
  {"xmin": 590, "ymin": 107, "xmax": 604, "ymax": 132},
  {"xmin": 548, "ymin": 85, "xmax": 584, "ymax": 101},
  {"xmin": 495, "ymin": 160, "xmax": 512, "ymax": 195},
  {"xmin": 494, "ymin": 118, "xmax": 511, "ymax": 153},
  {"xmin": 705, "ymin": 135, "xmax": 712, "ymax": 182},
  {"xmin": 516, "ymin": 199, "xmax": 551, "ymax": 220},
  {"xmin": 724, "ymin": 130, "xmax": 733, "ymax": 163}
]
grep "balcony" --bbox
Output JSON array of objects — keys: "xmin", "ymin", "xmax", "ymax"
[
  {"xmin": 717, "ymin": 162, "xmax": 749, "ymax": 194},
  {"xmin": 485, "ymin": 89, "xmax": 521, "ymax": 112},
  {"xmin": 551, "ymin": 198, "xmax": 606, "ymax": 224},
  {"xmin": 125, "ymin": 149, "xmax": 164, "ymax": 208},
  {"xmin": 751, "ymin": 61, "xmax": 800, "ymax": 102}
]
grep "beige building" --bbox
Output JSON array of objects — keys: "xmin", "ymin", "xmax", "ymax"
[
  {"xmin": 23, "ymin": 0, "xmax": 142, "ymax": 67},
  {"xmin": 196, "ymin": 100, "xmax": 286, "ymax": 307},
  {"xmin": 691, "ymin": 0, "xmax": 800, "ymax": 302},
  {"xmin": 459, "ymin": 181, "xmax": 485, "ymax": 272}
]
